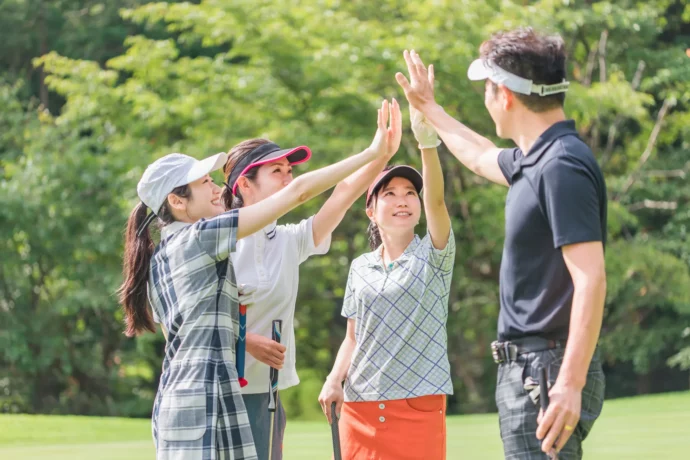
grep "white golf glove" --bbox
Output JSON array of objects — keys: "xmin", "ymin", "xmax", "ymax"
[
  {"xmin": 410, "ymin": 106, "xmax": 441, "ymax": 149},
  {"xmin": 238, "ymin": 283, "xmax": 257, "ymax": 306}
]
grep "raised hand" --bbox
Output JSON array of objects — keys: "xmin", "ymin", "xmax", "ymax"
[
  {"xmin": 369, "ymin": 98, "xmax": 402, "ymax": 160},
  {"xmin": 395, "ymin": 50, "xmax": 437, "ymax": 113}
]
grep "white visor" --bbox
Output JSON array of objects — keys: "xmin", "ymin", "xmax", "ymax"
[{"xmin": 467, "ymin": 59, "xmax": 570, "ymax": 96}]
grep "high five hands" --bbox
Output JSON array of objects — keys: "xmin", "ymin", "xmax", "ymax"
[
  {"xmin": 369, "ymin": 99, "xmax": 403, "ymax": 161},
  {"xmin": 395, "ymin": 50, "xmax": 441, "ymax": 150},
  {"xmin": 396, "ymin": 50, "xmax": 437, "ymax": 113}
]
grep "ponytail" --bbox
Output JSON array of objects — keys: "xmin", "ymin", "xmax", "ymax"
[
  {"xmin": 118, "ymin": 185, "xmax": 190, "ymax": 336},
  {"xmin": 367, "ymin": 220, "xmax": 382, "ymax": 251},
  {"xmin": 221, "ymin": 186, "xmax": 246, "ymax": 210},
  {"xmin": 118, "ymin": 202, "xmax": 157, "ymax": 337},
  {"xmin": 366, "ymin": 165, "xmax": 394, "ymax": 251}
]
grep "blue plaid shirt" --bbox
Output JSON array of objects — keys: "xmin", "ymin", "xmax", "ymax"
[
  {"xmin": 148, "ymin": 211, "xmax": 257, "ymax": 459},
  {"xmin": 342, "ymin": 230, "xmax": 456, "ymax": 402}
]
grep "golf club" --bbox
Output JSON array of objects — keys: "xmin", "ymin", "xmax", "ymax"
[
  {"xmin": 540, "ymin": 366, "xmax": 558, "ymax": 460},
  {"xmin": 330, "ymin": 401, "xmax": 342, "ymax": 460},
  {"xmin": 268, "ymin": 319, "xmax": 282, "ymax": 460},
  {"xmin": 237, "ymin": 304, "xmax": 248, "ymax": 387}
]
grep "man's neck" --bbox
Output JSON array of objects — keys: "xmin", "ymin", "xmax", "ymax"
[
  {"xmin": 510, "ymin": 108, "xmax": 566, "ymax": 155},
  {"xmin": 380, "ymin": 231, "xmax": 415, "ymax": 265}
]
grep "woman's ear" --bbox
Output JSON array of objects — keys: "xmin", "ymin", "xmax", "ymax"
[
  {"xmin": 237, "ymin": 176, "xmax": 252, "ymax": 195},
  {"xmin": 365, "ymin": 205, "xmax": 375, "ymax": 222}
]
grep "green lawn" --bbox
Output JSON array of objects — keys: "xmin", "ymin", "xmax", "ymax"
[{"xmin": 1, "ymin": 392, "xmax": 689, "ymax": 459}]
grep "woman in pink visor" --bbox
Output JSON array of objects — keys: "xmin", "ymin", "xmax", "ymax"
[{"xmin": 221, "ymin": 100, "xmax": 402, "ymax": 460}]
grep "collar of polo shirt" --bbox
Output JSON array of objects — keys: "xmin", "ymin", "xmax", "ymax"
[
  {"xmin": 367, "ymin": 234, "xmax": 421, "ymax": 269},
  {"xmin": 161, "ymin": 220, "xmax": 192, "ymax": 239}
]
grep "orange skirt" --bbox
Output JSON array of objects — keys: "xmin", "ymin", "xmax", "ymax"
[{"xmin": 338, "ymin": 395, "xmax": 446, "ymax": 460}]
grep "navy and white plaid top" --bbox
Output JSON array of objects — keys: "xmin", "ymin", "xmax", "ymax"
[
  {"xmin": 342, "ymin": 230, "xmax": 456, "ymax": 402},
  {"xmin": 148, "ymin": 211, "xmax": 257, "ymax": 459}
]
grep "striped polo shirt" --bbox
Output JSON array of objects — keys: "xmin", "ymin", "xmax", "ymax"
[{"xmin": 342, "ymin": 230, "xmax": 456, "ymax": 402}]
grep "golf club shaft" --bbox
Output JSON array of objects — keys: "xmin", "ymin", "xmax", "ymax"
[
  {"xmin": 330, "ymin": 401, "xmax": 342, "ymax": 460},
  {"xmin": 539, "ymin": 367, "xmax": 549, "ymax": 412},
  {"xmin": 268, "ymin": 320, "xmax": 282, "ymax": 460}
]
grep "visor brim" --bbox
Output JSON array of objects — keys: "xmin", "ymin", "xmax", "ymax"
[
  {"xmin": 366, "ymin": 165, "xmax": 423, "ymax": 206},
  {"xmin": 467, "ymin": 59, "xmax": 491, "ymax": 81},
  {"xmin": 230, "ymin": 146, "xmax": 311, "ymax": 195}
]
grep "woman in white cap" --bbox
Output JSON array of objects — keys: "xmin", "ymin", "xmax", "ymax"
[
  {"xmin": 118, "ymin": 101, "xmax": 397, "ymax": 460},
  {"xmin": 220, "ymin": 100, "xmax": 401, "ymax": 460},
  {"xmin": 318, "ymin": 103, "xmax": 456, "ymax": 460}
]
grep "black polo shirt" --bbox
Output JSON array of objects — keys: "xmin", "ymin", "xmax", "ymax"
[{"xmin": 497, "ymin": 120, "xmax": 607, "ymax": 341}]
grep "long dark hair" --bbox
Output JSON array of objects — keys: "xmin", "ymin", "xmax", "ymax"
[
  {"xmin": 222, "ymin": 138, "xmax": 272, "ymax": 209},
  {"xmin": 118, "ymin": 184, "xmax": 191, "ymax": 337}
]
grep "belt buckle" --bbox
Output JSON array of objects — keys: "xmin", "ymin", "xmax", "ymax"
[{"xmin": 491, "ymin": 341, "xmax": 504, "ymax": 364}]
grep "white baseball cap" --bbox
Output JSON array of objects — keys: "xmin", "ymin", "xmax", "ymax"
[
  {"xmin": 467, "ymin": 59, "xmax": 570, "ymax": 96},
  {"xmin": 137, "ymin": 152, "xmax": 227, "ymax": 215}
]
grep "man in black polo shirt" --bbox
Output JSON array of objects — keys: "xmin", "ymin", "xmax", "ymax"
[{"xmin": 396, "ymin": 28, "xmax": 607, "ymax": 459}]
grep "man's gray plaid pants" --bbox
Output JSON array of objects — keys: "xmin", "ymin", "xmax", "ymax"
[{"xmin": 496, "ymin": 348, "xmax": 605, "ymax": 459}]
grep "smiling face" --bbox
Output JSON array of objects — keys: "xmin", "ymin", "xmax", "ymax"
[
  {"xmin": 235, "ymin": 158, "xmax": 294, "ymax": 206},
  {"xmin": 366, "ymin": 176, "xmax": 421, "ymax": 238},
  {"xmin": 167, "ymin": 174, "xmax": 224, "ymax": 222}
]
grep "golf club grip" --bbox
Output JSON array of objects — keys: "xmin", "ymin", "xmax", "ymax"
[
  {"xmin": 330, "ymin": 401, "xmax": 342, "ymax": 460},
  {"xmin": 539, "ymin": 367, "xmax": 560, "ymax": 459},
  {"xmin": 236, "ymin": 304, "xmax": 247, "ymax": 387},
  {"xmin": 270, "ymin": 320, "xmax": 283, "ymax": 386},
  {"xmin": 539, "ymin": 366, "xmax": 549, "ymax": 411},
  {"xmin": 268, "ymin": 320, "xmax": 282, "ymax": 412}
]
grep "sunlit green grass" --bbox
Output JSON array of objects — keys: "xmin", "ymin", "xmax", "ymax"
[{"xmin": 1, "ymin": 391, "xmax": 688, "ymax": 459}]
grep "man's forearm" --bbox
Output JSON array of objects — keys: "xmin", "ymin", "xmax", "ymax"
[
  {"xmin": 422, "ymin": 103, "xmax": 497, "ymax": 172},
  {"xmin": 558, "ymin": 277, "xmax": 607, "ymax": 390}
]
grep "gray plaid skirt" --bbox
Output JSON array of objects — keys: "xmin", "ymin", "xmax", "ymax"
[{"xmin": 495, "ymin": 347, "xmax": 605, "ymax": 459}]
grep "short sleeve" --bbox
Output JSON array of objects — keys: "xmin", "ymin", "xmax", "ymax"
[
  {"xmin": 282, "ymin": 216, "xmax": 331, "ymax": 264},
  {"xmin": 194, "ymin": 209, "xmax": 239, "ymax": 261},
  {"xmin": 540, "ymin": 156, "xmax": 603, "ymax": 248},
  {"xmin": 498, "ymin": 148, "xmax": 521, "ymax": 185},
  {"xmin": 428, "ymin": 228, "xmax": 456, "ymax": 272},
  {"xmin": 341, "ymin": 265, "xmax": 357, "ymax": 319}
]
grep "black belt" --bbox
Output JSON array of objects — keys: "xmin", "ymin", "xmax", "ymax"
[{"xmin": 491, "ymin": 337, "xmax": 566, "ymax": 364}]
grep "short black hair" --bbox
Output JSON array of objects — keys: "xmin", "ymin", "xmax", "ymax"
[{"xmin": 480, "ymin": 27, "xmax": 567, "ymax": 112}]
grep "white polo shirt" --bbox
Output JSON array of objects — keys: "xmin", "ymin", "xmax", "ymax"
[{"xmin": 231, "ymin": 216, "xmax": 330, "ymax": 394}]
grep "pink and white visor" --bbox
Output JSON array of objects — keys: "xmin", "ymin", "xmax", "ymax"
[{"xmin": 227, "ymin": 142, "xmax": 311, "ymax": 195}]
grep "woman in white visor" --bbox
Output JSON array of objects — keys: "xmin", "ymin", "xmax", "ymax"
[{"xmin": 117, "ymin": 101, "xmax": 396, "ymax": 460}]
